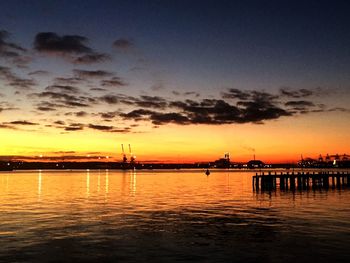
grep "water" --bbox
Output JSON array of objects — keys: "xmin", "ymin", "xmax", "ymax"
[{"xmin": 0, "ymin": 169, "xmax": 349, "ymax": 262}]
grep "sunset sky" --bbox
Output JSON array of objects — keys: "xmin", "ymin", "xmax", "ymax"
[{"xmin": 0, "ymin": 0, "xmax": 349, "ymax": 163}]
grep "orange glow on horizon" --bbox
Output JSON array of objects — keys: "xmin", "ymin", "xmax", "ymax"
[{"xmin": 0, "ymin": 111, "xmax": 349, "ymax": 164}]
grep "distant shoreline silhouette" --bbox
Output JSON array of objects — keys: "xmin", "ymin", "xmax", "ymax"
[{"xmin": 1, "ymin": 159, "xmax": 350, "ymax": 171}]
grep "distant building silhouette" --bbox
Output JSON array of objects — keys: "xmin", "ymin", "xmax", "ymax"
[
  {"xmin": 213, "ymin": 153, "xmax": 230, "ymax": 168},
  {"xmin": 247, "ymin": 160, "xmax": 265, "ymax": 169}
]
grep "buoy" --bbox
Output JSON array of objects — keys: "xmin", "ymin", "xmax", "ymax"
[{"xmin": 205, "ymin": 169, "xmax": 210, "ymax": 176}]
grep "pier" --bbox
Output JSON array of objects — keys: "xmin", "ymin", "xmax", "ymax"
[{"xmin": 253, "ymin": 171, "xmax": 350, "ymax": 191}]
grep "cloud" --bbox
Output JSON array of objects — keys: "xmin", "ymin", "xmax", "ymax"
[
  {"xmin": 121, "ymin": 90, "xmax": 295, "ymax": 125},
  {"xmin": 34, "ymin": 32, "xmax": 109, "ymax": 64},
  {"xmin": 0, "ymin": 120, "xmax": 39, "ymax": 130},
  {"xmin": 5, "ymin": 120, "xmax": 39, "ymax": 125},
  {"xmin": 57, "ymin": 123, "xmax": 130, "ymax": 133},
  {"xmin": 221, "ymin": 88, "xmax": 252, "ymax": 100},
  {"xmin": 73, "ymin": 69, "xmax": 113, "ymax": 78},
  {"xmin": 35, "ymin": 101, "xmax": 60, "ymax": 111},
  {"xmin": 53, "ymin": 77, "xmax": 85, "ymax": 85},
  {"xmin": 73, "ymin": 53, "xmax": 110, "ymax": 64},
  {"xmin": 172, "ymin": 91, "xmax": 201, "ymax": 97},
  {"xmin": 149, "ymin": 112, "xmax": 190, "ymax": 125},
  {"xmin": 64, "ymin": 123, "xmax": 84, "ymax": 131},
  {"xmin": 0, "ymin": 30, "xmax": 30, "ymax": 66},
  {"xmin": 29, "ymin": 91, "xmax": 96, "ymax": 109},
  {"xmin": 135, "ymin": 96, "xmax": 168, "ymax": 109},
  {"xmin": 0, "ymin": 66, "xmax": 20, "ymax": 80},
  {"xmin": 100, "ymin": 77, "xmax": 127, "ymax": 87},
  {"xmin": 170, "ymin": 99, "xmax": 243, "ymax": 124},
  {"xmin": 121, "ymin": 110, "xmax": 189, "ymax": 125},
  {"xmin": 0, "ymin": 30, "xmax": 26, "ymax": 52},
  {"xmin": 120, "ymin": 109, "xmax": 156, "ymax": 120},
  {"xmin": 45, "ymin": 85, "xmax": 80, "ymax": 94},
  {"xmin": 0, "ymin": 124, "xmax": 17, "ymax": 130},
  {"xmin": 90, "ymin": 87, "xmax": 107, "ymax": 92},
  {"xmin": 113, "ymin": 38, "xmax": 133, "ymax": 50},
  {"xmin": 99, "ymin": 111, "xmax": 119, "ymax": 119},
  {"xmin": 24, "ymin": 85, "xmax": 350, "ymax": 131},
  {"xmin": 99, "ymin": 94, "xmax": 136, "ymax": 105},
  {"xmin": 279, "ymin": 88, "xmax": 314, "ymax": 98},
  {"xmin": 8, "ymin": 78, "xmax": 36, "ymax": 90},
  {"xmin": 100, "ymin": 94, "xmax": 120, "ymax": 104},
  {"xmin": 74, "ymin": 111, "xmax": 88, "ymax": 117},
  {"xmin": 0, "ymin": 101, "xmax": 20, "ymax": 111},
  {"xmin": 327, "ymin": 107, "xmax": 350, "ymax": 113},
  {"xmin": 183, "ymin": 91, "xmax": 200, "ymax": 97},
  {"xmin": 28, "ymin": 70, "xmax": 50, "ymax": 76},
  {"xmin": 0, "ymin": 66, "xmax": 36, "ymax": 90},
  {"xmin": 34, "ymin": 32, "xmax": 92, "ymax": 54},
  {"xmin": 99, "ymin": 94, "xmax": 169, "ymax": 109},
  {"xmin": 54, "ymin": 120, "xmax": 65, "ymax": 125},
  {"xmin": 285, "ymin": 100, "xmax": 315, "ymax": 108},
  {"xmin": 88, "ymin": 124, "xmax": 114, "ymax": 131}
]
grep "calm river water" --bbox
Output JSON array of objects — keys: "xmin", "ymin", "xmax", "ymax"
[{"xmin": 0, "ymin": 169, "xmax": 349, "ymax": 262}]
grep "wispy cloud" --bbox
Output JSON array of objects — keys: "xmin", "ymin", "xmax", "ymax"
[
  {"xmin": 73, "ymin": 69, "xmax": 113, "ymax": 78},
  {"xmin": 0, "ymin": 66, "xmax": 36, "ymax": 90},
  {"xmin": 0, "ymin": 29, "xmax": 31, "ymax": 67}
]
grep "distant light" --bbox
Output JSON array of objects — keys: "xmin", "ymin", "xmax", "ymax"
[
  {"xmin": 87, "ymin": 154, "xmax": 91, "ymax": 157},
  {"xmin": 106, "ymin": 156, "xmax": 109, "ymax": 159},
  {"xmin": 39, "ymin": 154, "xmax": 43, "ymax": 158},
  {"xmin": 98, "ymin": 157, "xmax": 101, "ymax": 160}
]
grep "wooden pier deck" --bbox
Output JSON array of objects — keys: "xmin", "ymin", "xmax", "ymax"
[{"xmin": 253, "ymin": 171, "xmax": 350, "ymax": 191}]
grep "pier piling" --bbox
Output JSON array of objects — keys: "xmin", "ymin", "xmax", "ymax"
[{"xmin": 253, "ymin": 171, "xmax": 349, "ymax": 191}]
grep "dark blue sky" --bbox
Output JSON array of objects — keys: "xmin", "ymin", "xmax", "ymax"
[{"xmin": 1, "ymin": 0, "xmax": 350, "ymax": 94}]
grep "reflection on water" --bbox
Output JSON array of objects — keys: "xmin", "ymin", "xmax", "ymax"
[
  {"xmin": 0, "ymin": 170, "xmax": 349, "ymax": 263},
  {"xmin": 105, "ymin": 169, "xmax": 109, "ymax": 196},
  {"xmin": 37, "ymin": 170, "xmax": 42, "ymax": 200},
  {"xmin": 86, "ymin": 170, "xmax": 90, "ymax": 197},
  {"xmin": 130, "ymin": 170, "xmax": 137, "ymax": 196}
]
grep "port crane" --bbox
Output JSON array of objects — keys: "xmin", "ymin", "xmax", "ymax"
[
  {"xmin": 121, "ymin": 144, "xmax": 127, "ymax": 163},
  {"xmin": 129, "ymin": 144, "xmax": 136, "ymax": 164}
]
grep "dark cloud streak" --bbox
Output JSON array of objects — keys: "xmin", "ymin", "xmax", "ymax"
[{"xmin": 34, "ymin": 32, "xmax": 109, "ymax": 64}]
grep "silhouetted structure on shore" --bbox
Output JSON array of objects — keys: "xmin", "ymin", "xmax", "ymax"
[
  {"xmin": 1, "ymin": 152, "xmax": 349, "ymax": 171},
  {"xmin": 253, "ymin": 171, "xmax": 350, "ymax": 191},
  {"xmin": 298, "ymin": 153, "xmax": 350, "ymax": 168},
  {"xmin": 247, "ymin": 160, "xmax": 265, "ymax": 169},
  {"xmin": 213, "ymin": 153, "xmax": 231, "ymax": 168}
]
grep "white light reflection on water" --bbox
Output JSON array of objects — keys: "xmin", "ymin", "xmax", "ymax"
[
  {"xmin": 0, "ymin": 169, "xmax": 349, "ymax": 263},
  {"xmin": 130, "ymin": 170, "xmax": 137, "ymax": 196}
]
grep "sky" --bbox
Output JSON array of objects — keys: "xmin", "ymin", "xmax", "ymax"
[{"xmin": 0, "ymin": 0, "xmax": 349, "ymax": 163}]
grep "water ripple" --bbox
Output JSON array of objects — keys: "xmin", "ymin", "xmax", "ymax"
[{"xmin": 0, "ymin": 170, "xmax": 349, "ymax": 262}]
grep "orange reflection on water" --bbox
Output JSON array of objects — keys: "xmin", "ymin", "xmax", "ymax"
[
  {"xmin": 37, "ymin": 170, "xmax": 42, "ymax": 200},
  {"xmin": 0, "ymin": 169, "xmax": 349, "ymax": 217}
]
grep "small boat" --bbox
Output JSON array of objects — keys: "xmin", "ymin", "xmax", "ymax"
[{"xmin": 205, "ymin": 169, "xmax": 210, "ymax": 176}]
